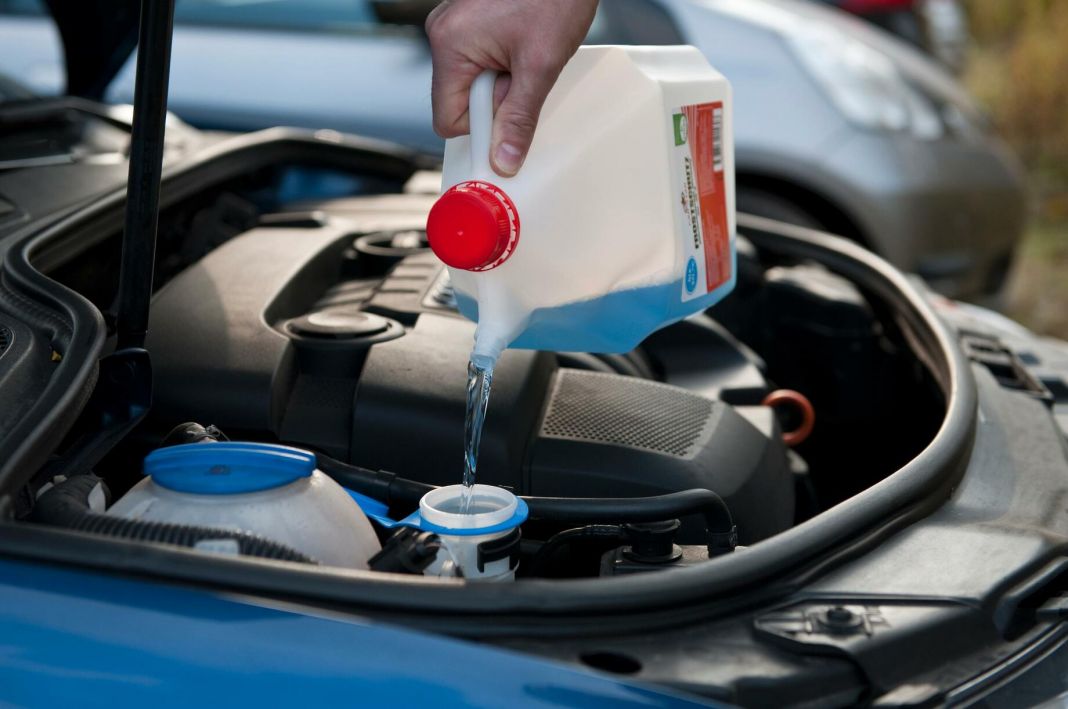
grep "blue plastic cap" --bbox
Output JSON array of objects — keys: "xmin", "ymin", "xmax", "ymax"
[{"xmin": 144, "ymin": 442, "xmax": 316, "ymax": 495}]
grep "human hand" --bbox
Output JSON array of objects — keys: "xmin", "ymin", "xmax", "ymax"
[{"xmin": 426, "ymin": 0, "xmax": 599, "ymax": 177}]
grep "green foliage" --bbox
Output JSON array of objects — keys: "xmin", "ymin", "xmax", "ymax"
[
  {"xmin": 963, "ymin": 1, "xmax": 1068, "ymax": 336},
  {"xmin": 964, "ymin": 0, "xmax": 1068, "ymax": 213}
]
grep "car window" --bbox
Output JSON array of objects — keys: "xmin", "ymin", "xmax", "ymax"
[
  {"xmin": 0, "ymin": 0, "xmax": 62, "ymax": 97},
  {"xmin": 0, "ymin": 0, "xmax": 45, "ymax": 15},
  {"xmin": 586, "ymin": 0, "xmax": 685, "ymax": 45},
  {"xmin": 174, "ymin": 0, "xmax": 377, "ymax": 32}
]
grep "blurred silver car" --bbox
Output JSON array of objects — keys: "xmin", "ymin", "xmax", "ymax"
[
  {"xmin": 0, "ymin": 0, "xmax": 1025, "ymax": 297},
  {"xmin": 812, "ymin": 0, "xmax": 969, "ymax": 73}
]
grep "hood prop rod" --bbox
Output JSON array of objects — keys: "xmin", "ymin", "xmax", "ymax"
[
  {"xmin": 24, "ymin": 0, "xmax": 176, "ymax": 501},
  {"xmin": 116, "ymin": 0, "xmax": 176, "ymax": 351}
]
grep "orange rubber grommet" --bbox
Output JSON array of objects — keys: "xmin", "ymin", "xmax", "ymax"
[{"xmin": 762, "ymin": 389, "xmax": 815, "ymax": 447}]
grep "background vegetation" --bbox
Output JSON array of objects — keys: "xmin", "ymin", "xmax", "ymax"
[{"xmin": 963, "ymin": 0, "xmax": 1068, "ymax": 336}]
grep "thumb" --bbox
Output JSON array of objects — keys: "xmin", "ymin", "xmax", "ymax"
[{"xmin": 490, "ymin": 63, "xmax": 557, "ymax": 177}]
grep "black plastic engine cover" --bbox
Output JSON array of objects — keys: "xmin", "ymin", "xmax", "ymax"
[
  {"xmin": 147, "ymin": 201, "xmax": 793, "ymax": 543},
  {"xmin": 350, "ymin": 313, "xmax": 556, "ymax": 488},
  {"xmin": 530, "ymin": 370, "xmax": 790, "ymax": 543}
]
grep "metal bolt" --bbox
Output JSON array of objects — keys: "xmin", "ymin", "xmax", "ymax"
[
  {"xmin": 827, "ymin": 606, "xmax": 853, "ymax": 623},
  {"xmin": 817, "ymin": 605, "xmax": 864, "ymax": 633}
]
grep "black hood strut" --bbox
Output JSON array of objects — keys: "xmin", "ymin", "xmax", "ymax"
[
  {"xmin": 27, "ymin": 0, "xmax": 175, "ymax": 493},
  {"xmin": 116, "ymin": 0, "xmax": 175, "ymax": 351}
]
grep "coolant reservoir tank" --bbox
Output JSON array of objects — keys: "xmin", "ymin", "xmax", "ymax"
[
  {"xmin": 107, "ymin": 442, "xmax": 381, "ymax": 569},
  {"xmin": 426, "ymin": 45, "xmax": 736, "ymax": 361}
]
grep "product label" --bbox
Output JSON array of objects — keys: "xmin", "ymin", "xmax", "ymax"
[{"xmin": 671, "ymin": 102, "xmax": 730, "ymax": 302}]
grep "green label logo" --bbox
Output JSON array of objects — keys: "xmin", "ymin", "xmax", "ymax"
[{"xmin": 673, "ymin": 113, "xmax": 688, "ymax": 146}]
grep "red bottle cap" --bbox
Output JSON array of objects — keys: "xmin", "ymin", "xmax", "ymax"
[{"xmin": 426, "ymin": 181, "xmax": 520, "ymax": 271}]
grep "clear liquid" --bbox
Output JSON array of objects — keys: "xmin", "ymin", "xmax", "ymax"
[{"xmin": 460, "ymin": 354, "xmax": 495, "ymax": 514}]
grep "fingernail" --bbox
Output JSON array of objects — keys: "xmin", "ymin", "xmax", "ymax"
[{"xmin": 493, "ymin": 142, "xmax": 523, "ymax": 176}]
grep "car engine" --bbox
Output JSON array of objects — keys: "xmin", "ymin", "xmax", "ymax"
[{"xmin": 33, "ymin": 162, "xmax": 943, "ymax": 580}]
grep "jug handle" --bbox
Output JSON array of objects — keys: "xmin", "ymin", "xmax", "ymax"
[{"xmin": 469, "ymin": 70, "xmax": 497, "ymax": 180}]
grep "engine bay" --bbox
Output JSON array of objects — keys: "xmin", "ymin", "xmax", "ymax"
[
  {"xmin": 6, "ymin": 5, "xmax": 1068, "ymax": 697},
  {"xmin": 29, "ymin": 161, "xmax": 944, "ymax": 581}
]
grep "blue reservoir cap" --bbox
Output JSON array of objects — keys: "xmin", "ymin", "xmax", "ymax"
[{"xmin": 145, "ymin": 442, "xmax": 315, "ymax": 495}]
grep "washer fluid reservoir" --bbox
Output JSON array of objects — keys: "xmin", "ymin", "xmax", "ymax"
[{"xmin": 107, "ymin": 442, "xmax": 381, "ymax": 569}]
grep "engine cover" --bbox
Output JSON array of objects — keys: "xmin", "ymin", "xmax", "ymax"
[
  {"xmin": 147, "ymin": 196, "xmax": 793, "ymax": 544},
  {"xmin": 530, "ymin": 370, "xmax": 790, "ymax": 543}
]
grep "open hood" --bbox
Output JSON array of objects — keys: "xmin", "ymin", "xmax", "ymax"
[{"xmin": 43, "ymin": 0, "xmax": 141, "ymax": 100}]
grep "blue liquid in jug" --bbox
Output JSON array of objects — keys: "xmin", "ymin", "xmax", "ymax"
[{"xmin": 455, "ymin": 271, "xmax": 737, "ymax": 355}]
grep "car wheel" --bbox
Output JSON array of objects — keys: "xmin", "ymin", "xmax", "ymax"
[{"xmin": 737, "ymin": 188, "xmax": 826, "ymax": 231}]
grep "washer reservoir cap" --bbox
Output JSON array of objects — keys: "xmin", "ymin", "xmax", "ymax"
[{"xmin": 145, "ymin": 442, "xmax": 315, "ymax": 495}]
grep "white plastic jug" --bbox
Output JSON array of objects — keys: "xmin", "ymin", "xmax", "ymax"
[
  {"xmin": 107, "ymin": 442, "xmax": 381, "ymax": 569},
  {"xmin": 426, "ymin": 45, "xmax": 736, "ymax": 362}
]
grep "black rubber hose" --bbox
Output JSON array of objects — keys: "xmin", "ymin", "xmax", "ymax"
[
  {"xmin": 316, "ymin": 454, "xmax": 737, "ymax": 554},
  {"xmin": 160, "ymin": 421, "xmax": 228, "ymax": 446},
  {"xmin": 69, "ymin": 515, "xmax": 317, "ymax": 563},
  {"xmin": 31, "ymin": 474, "xmax": 316, "ymax": 564},
  {"xmin": 526, "ymin": 524, "xmax": 626, "ymax": 576},
  {"xmin": 316, "ymin": 456, "xmax": 410, "ymax": 502},
  {"xmin": 524, "ymin": 490, "xmax": 737, "ymax": 556}
]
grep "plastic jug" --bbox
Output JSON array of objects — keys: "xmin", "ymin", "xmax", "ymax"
[
  {"xmin": 107, "ymin": 442, "xmax": 382, "ymax": 569},
  {"xmin": 426, "ymin": 45, "xmax": 736, "ymax": 362}
]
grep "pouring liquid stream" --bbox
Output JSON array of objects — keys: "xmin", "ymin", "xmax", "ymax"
[{"xmin": 460, "ymin": 354, "xmax": 496, "ymax": 514}]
